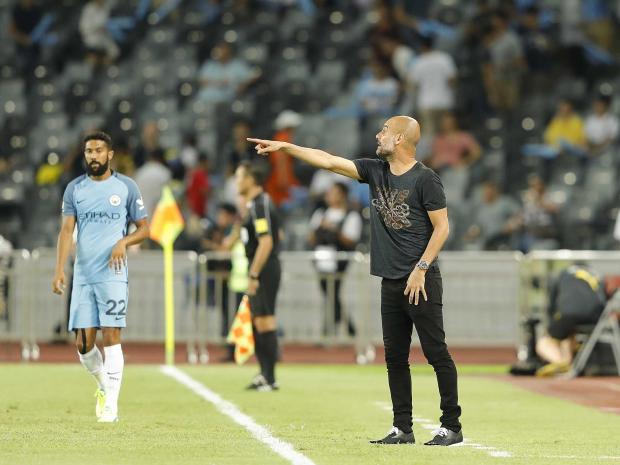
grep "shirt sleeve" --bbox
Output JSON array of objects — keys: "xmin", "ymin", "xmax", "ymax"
[
  {"xmin": 126, "ymin": 179, "xmax": 148, "ymax": 221},
  {"xmin": 251, "ymin": 196, "xmax": 273, "ymax": 237},
  {"xmin": 352, "ymin": 158, "xmax": 379, "ymax": 184},
  {"xmin": 420, "ymin": 170, "xmax": 447, "ymax": 211},
  {"xmin": 309, "ymin": 209, "xmax": 324, "ymax": 231},
  {"xmin": 61, "ymin": 182, "xmax": 76, "ymax": 216}
]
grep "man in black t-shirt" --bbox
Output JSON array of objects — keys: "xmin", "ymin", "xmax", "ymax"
[
  {"xmin": 228, "ymin": 161, "xmax": 281, "ymax": 391},
  {"xmin": 535, "ymin": 265, "xmax": 606, "ymax": 377},
  {"xmin": 249, "ymin": 115, "xmax": 463, "ymax": 446}
]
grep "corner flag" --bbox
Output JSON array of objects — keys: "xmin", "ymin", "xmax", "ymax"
[
  {"xmin": 226, "ymin": 296, "xmax": 255, "ymax": 364},
  {"xmin": 149, "ymin": 185, "xmax": 184, "ymax": 365}
]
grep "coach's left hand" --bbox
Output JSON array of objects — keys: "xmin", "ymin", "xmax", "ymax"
[
  {"xmin": 109, "ymin": 240, "xmax": 127, "ymax": 273},
  {"xmin": 405, "ymin": 268, "xmax": 427, "ymax": 305},
  {"xmin": 247, "ymin": 277, "xmax": 259, "ymax": 296}
]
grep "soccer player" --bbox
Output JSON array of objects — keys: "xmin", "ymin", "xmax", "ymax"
[
  {"xmin": 248, "ymin": 116, "xmax": 463, "ymax": 445},
  {"xmin": 227, "ymin": 161, "xmax": 282, "ymax": 391},
  {"xmin": 52, "ymin": 132, "xmax": 149, "ymax": 422}
]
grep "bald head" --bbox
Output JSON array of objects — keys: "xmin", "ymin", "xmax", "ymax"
[
  {"xmin": 375, "ymin": 115, "xmax": 421, "ymax": 161},
  {"xmin": 387, "ymin": 116, "xmax": 421, "ymax": 148}
]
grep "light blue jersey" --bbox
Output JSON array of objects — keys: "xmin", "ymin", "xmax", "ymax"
[{"xmin": 62, "ymin": 172, "xmax": 148, "ymax": 284}]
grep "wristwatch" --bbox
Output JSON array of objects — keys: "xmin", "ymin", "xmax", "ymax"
[{"xmin": 415, "ymin": 260, "xmax": 430, "ymax": 271}]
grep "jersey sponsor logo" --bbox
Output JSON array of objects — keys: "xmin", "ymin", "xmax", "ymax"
[
  {"xmin": 78, "ymin": 211, "xmax": 122, "ymax": 224},
  {"xmin": 136, "ymin": 198, "xmax": 145, "ymax": 210},
  {"xmin": 109, "ymin": 194, "xmax": 121, "ymax": 206},
  {"xmin": 371, "ymin": 186, "xmax": 411, "ymax": 230},
  {"xmin": 254, "ymin": 218, "xmax": 269, "ymax": 234}
]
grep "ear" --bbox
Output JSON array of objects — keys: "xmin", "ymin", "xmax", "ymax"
[
  {"xmin": 108, "ymin": 150, "xmax": 114, "ymax": 161},
  {"xmin": 395, "ymin": 133, "xmax": 404, "ymax": 145}
]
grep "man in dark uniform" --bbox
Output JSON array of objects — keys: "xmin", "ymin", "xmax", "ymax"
[
  {"xmin": 249, "ymin": 115, "xmax": 463, "ymax": 446},
  {"xmin": 536, "ymin": 265, "xmax": 606, "ymax": 377},
  {"xmin": 232, "ymin": 161, "xmax": 282, "ymax": 391}
]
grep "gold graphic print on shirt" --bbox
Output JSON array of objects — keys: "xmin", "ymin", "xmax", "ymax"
[{"xmin": 371, "ymin": 187, "xmax": 411, "ymax": 229}]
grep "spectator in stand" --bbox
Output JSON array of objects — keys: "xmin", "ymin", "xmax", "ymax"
[
  {"xmin": 134, "ymin": 148, "xmax": 171, "ymax": 221},
  {"xmin": 264, "ymin": 110, "xmax": 302, "ymax": 208},
  {"xmin": 543, "ymin": 98, "xmax": 587, "ymax": 154},
  {"xmin": 186, "ymin": 154, "xmax": 211, "ymax": 218},
  {"xmin": 482, "ymin": 9, "xmax": 526, "ymax": 114},
  {"xmin": 354, "ymin": 59, "xmax": 400, "ymax": 122},
  {"xmin": 463, "ymin": 181, "xmax": 521, "ymax": 250},
  {"xmin": 198, "ymin": 41, "xmax": 256, "ymax": 105},
  {"xmin": 408, "ymin": 34, "xmax": 457, "ymax": 137},
  {"xmin": 8, "ymin": 0, "xmax": 43, "ymax": 77},
  {"xmin": 517, "ymin": 5, "xmax": 552, "ymax": 89},
  {"xmin": 309, "ymin": 182, "xmax": 362, "ymax": 336},
  {"xmin": 134, "ymin": 121, "xmax": 164, "ymax": 168},
  {"xmin": 585, "ymin": 94, "xmax": 619, "ymax": 154},
  {"xmin": 224, "ymin": 120, "xmax": 260, "ymax": 170},
  {"xmin": 518, "ymin": 175, "xmax": 560, "ymax": 252},
  {"xmin": 429, "ymin": 112, "xmax": 481, "ymax": 170},
  {"xmin": 179, "ymin": 134, "xmax": 199, "ymax": 173},
  {"xmin": 79, "ymin": 0, "xmax": 120, "ymax": 64}
]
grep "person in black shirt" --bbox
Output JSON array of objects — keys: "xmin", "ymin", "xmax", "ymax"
[
  {"xmin": 249, "ymin": 115, "xmax": 462, "ymax": 446},
  {"xmin": 228, "ymin": 161, "xmax": 281, "ymax": 391},
  {"xmin": 9, "ymin": 0, "xmax": 43, "ymax": 77},
  {"xmin": 535, "ymin": 265, "xmax": 606, "ymax": 377}
]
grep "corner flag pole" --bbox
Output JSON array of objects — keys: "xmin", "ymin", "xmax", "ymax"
[
  {"xmin": 163, "ymin": 241, "xmax": 175, "ymax": 366},
  {"xmin": 149, "ymin": 185, "xmax": 185, "ymax": 366}
]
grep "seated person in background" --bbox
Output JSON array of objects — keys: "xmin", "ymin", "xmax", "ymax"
[
  {"xmin": 429, "ymin": 112, "xmax": 481, "ymax": 170},
  {"xmin": 308, "ymin": 183, "xmax": 362, "ymax": 336},
  {"xmin": 543, "ymin": 98, "xmax": 586, "ymax": 154},
  {"xmin": 463, "ymin": 181, "xmax": 521, "ymax": 250},
  {"xmin": 518, "ymin": 175, "xmax": 559, "ymax": 252},
  {"xmin": 536, "ymin": 265, "xmax": 607, "ymax": 377},
  {"xmin": 79, "ymin": 0, "xmax": 120, "ymax": 64},
  {"xmin": 585, "ymin": 94, "xmax": 619, "ymax": 154}
]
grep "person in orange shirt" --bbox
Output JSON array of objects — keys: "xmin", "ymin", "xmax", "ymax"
[{"xmin": 264, "ymin": 111, "xmax": 302, "ymax": 207}]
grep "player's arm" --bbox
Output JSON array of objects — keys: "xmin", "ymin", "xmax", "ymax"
[
  {"xmin": 420, "ymin": 208, "xmax": 450, "ymax": 266},
  {"xmin": 248, "ymin": 138, "xmax": 361, "ymax": 180},
  {"xmin": 53, "ymin": 215, "xmax": 76, "ymax": 295},
  {"xmin": 109, "ymin": 218, "xmax": 149, "ymax": 271},
  {"xmin": 249, "ymin": 234, "xmax": 273, "ymax": 281},
  {"xmin": 405, "ymin": 208, "xmax": 450, "ymax": 305}
]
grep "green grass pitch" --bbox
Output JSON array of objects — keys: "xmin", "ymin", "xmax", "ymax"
[{"xmin": 1, "ymin": 363, "xmax": 619, "ymax": 465}]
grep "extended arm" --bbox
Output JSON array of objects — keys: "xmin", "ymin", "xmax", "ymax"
[{"xmin": 248, "ymin": 138, "xmax": 361, "ymax": 180}]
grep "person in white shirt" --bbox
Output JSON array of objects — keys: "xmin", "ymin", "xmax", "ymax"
[
  {"xmin": 79, "ymin": 0, "xmax": 119, "ymax": 64},
  {"xmin": 408, "ymin": 35, "xmax": 457, "ymax": 137},
  {"xmin": 134, "ymin": 149, "xmax": 171, "ymax": 220},
  {"xmin": 308, "ymin": 182, "xmax": 362, "ymax": 336},
  {"xmin": 585, "ymin": 94, "xmax": 619, "ymax": 153}
]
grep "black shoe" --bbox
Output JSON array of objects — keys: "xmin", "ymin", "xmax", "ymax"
[
  {"xmin": 370, "ymin": 427, "xmax": 415, "ymax": 444},
  {"xmin": 424, "ymin": 427, "xmax": 463, "ymax": 446}
]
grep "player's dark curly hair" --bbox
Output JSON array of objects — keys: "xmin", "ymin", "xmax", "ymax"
[{"xmin": 83, "ymin": 131, "xmax": 113, "ymax": 149}]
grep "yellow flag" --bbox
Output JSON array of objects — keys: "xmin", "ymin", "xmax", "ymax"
[
  {"xmin": 226, "ymin": 296, "xmax": 255, "ymax": 364},
  {"xmin": 149, "ymin": 186, "xmax": 185, "ymax": 247}
]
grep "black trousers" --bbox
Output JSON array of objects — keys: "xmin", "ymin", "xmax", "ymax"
[{"xmin": 381, "ymin": 269, "xmax": 462, "ymax": 433}]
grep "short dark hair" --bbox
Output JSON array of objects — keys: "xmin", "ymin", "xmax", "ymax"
[
  {"xmin": 332, "ymin": 182, "xmax": 349, "ymax": 197},
  {"xmin": 218, "ymin": 202, "xmax": 237, "ymax": 216},
  {"xmin": 83, "ymin": 131, "xmax": 112, "ymax": 149},
  {"xmin": 238, "ymin": 161, "xmax": 267, "ymax": 186}
]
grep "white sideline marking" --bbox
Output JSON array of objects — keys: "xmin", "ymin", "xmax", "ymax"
[
  {"xmin": 374, "ymin": 402, "xmax": 513, "ymax": 458},
  {"xmin": 161, "ymin": 366, "xmax": 316, "ymax": 465}
]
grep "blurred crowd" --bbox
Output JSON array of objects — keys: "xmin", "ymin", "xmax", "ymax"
[{"xmin": 2, "ymin": 0, "xmax": 620, "ymax": 253}]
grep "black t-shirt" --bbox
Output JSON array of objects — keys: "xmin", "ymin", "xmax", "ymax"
[
  {"xmin": 241, "ymin": 192, "xmax": 280, "ymax": 262},
  {"xmin": 550, "ymin": 266, "xmax": 606, "ymax": 320},
  {"xmin": 353, "ymin": 158, "xmax": 446, "ymax": 279}
]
